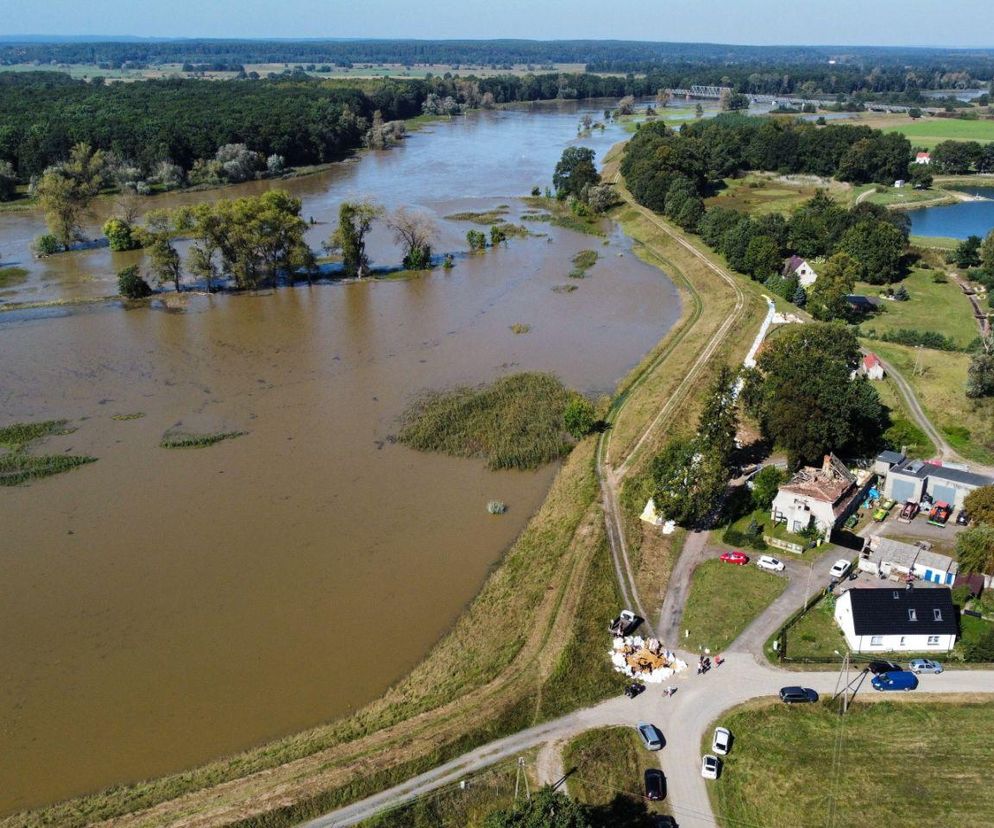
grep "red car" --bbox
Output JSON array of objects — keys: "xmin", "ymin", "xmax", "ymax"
[{"xmin": 720, "ymin": 551, "xmax": 749, "ymax": 565}]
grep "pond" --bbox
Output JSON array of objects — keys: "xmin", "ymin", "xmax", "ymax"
[
  {"xmin": 0, "ymin": 101, "xmax": 681, "ymax": 813},
  {"xmin": 908, "ymin": 187, "xmax": 994, "ymax": 240}
]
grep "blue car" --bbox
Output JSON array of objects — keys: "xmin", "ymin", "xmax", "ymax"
[{"xmin": 871, "ymin": 670, "xmax": 919, "ymax": 692}]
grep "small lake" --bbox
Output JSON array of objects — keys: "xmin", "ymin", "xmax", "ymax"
[
  {"xmin": 909, "ymin": 187, "xmax": 994, "ymax": 240},
  {"xmin": 0, "ymin": 101, "xmax": 681, "ymax": 813}
]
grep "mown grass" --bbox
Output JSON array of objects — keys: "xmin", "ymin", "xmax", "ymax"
[
  {"xmin": 562, "ymin": 726, "xmax": 663, "ymax": 813},
  {"xmin": 680, "ymin": 559, "xmax": 788, "ymax": 654},
  {"xmin": 399, "ymin": 372, "xmax": 576, "ymax": 470},
  {"xmin": 711, "ymin": 700, "xmax": 994, "ymax": 828},
  {"xmin": 159, "ymin": 430, "xmax": 246, "ymax": 449},
  {"xmin": 569, "ymin": 249, "xmax": 599, "ymax": 278},
  {"xmin": 779, "ymin": 595, "xmax": 846, "ymax": 660},
  {"xmin": 0, "ymin": 266, "xmax": 29, "ymax": 288},
  {"xmin": 870, "ymin": 341, "xmax": 994, "ymax": 464},
  {"xmin": 857, "ymin": 267, "xmax": 978, "ymax": 349},
  {"xmin": 884, "ymin": 117, "xmax": 994, "ymax": 148}
]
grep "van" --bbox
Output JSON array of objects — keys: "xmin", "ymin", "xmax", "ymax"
[{"xmin": 871, "ymin": 670, "xmax": 919, "ymax": 692}]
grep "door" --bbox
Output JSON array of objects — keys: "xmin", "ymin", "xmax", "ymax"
[
  {"xmin": 930, "ymin": 483, "xmax": 957, "ymax": 505},
  {"xmin": 890, "ymin": 478, "xmax": 916, "ymax": 502}
]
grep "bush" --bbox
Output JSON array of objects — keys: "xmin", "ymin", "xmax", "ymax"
[
  {"xmin": 722, "ymin": 528, "xmax": 745, "ymax": 546},
  {"xmin": 117, "ymin": 265, "xmax": 152, "ymax": 299},
  {"xmin": 563, "ymin": 396, "xmax": 595, "ymax": 438},
  {"xmin": 880, "ymin": 328, "xmax": 959, "ymax": 352},
  {"xmin": 102, "ymin": 217, "xmax": 140, "ymax": 251},
  {"xmin": 33, "ymin": 234, "xmax": 61, "ymax": 256}
]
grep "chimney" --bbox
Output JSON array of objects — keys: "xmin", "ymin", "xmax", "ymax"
[{"xmin": 822, "ymin": 455, "xmax": 832, "ymax": 473}]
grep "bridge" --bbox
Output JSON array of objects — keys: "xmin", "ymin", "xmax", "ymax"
[{"xmin": 664, "ymin": 86, "xmax": 944, "ymax": 115}]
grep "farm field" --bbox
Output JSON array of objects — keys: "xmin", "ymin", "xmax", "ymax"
[
  {"xmin": 711, "ymin": 700, "xmax": 994, "ymax": 828},
  {"xmin": 883, "ymin": 117, "xmax": 994, "ymax": 148}
]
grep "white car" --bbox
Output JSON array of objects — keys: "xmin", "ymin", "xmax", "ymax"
[
  {"xmin": 712, "ymin": 726, "xmax": 731, "ymax": 755},
  {"xmin": 756, "ymin": 555, "xmax": 785, "ymax": 573},
  {"xmin": 701, "ymin": 754, "xmax": 720, "ymax": 779},
  {"xmin": 829, "ymin": 559, "xmax": 851, "ymax": 579}
]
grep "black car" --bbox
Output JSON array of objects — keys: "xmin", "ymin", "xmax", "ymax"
[
  {"xmin": 957, "ymin": 510, "xmax": 970, "ymax": 526},
  {"xmin": 779, "ymin": 686, "xmax": 819, "ymax": 704},
  {"xmin": 625, "ymin": 683, "xmax": 646, "ymax": 699},
  {"xmin": 867, "ymin": 660, "xmax": 902, "ymax": 675},
  {"xmin": 644, "ymin": 768, "xmax": 666, "ymax": 801}
]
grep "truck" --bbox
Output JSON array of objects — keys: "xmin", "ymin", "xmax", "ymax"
[
  {"xmin": 897, "ymin": 501, "xmax": 919, "ymax": 523},
  {"xmin": 927, "ymin": 502, "xmax": 952, "ymax": 527},
  {"xmin": 609, "ymin": 609, "xmax": 642, "ymax": 637}
]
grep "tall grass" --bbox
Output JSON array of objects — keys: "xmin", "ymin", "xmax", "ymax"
[
  {"xmin": 444, "ymin": 208, "xmax": 509, "ymax": 224},
  {"xmin": 0, "ymin": 419, "xmax": 72, "ymax": 449},
  {"xmin": 159, "ymin": 430, "xmax": 246, "ymax": 449},
  {"xmin": 569, "ymin": 249, "xmax": 599, "ymax": 278},
  {"xmin": 0, "ymin": 453, "xmax": 97, "ymax": 486},
  {"xmin": 399, "ymin": 372, "xmax": 575, "ymax": 470}
]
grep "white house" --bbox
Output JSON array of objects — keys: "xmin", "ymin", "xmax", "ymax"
[
  {"xmin": 771, "ymin": 454, "xmax": 864, "ymax": 540},
  {"xmin": 859, "ymin": 537, "xmax": 959, "ymax": 585},
  {"xmin": 783, "ymin": 255, "xmax": 818, "ymax": 287},
  {"xmin": 915, "ymin": 151, "xmax": 931, "ymax": 165},
  {"xmin": 834, "ymin": 587, "xmax": 957, "ymax": 653},
  {"xmin": 862, "ymin": 352, "xmax": 885, "ymax": 380}
]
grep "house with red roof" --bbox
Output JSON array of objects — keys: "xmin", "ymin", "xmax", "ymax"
[
  {"xmin": 862, "ymin": 352, "xmax": 885, "ymax": 380},
  {"xmin": 915, "ymin": 151, "xmax": 931, "ymax": 165}
]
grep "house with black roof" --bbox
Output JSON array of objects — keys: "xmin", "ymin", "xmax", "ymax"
[
  {"xmin": 881, "ymin": 457, "xmax": 993, "ymax": 510},
  {"xmin": 833, "ymin": 587, "xmax": 957, "ymax": 653}
]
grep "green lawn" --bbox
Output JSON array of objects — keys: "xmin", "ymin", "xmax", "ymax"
[
  {"xmin": 705, "ymin": 175, "xmax": 824, "ymax": 217},
  {"xmin": 711, "ymin": 700, "xmax": 994, "ymax": 828},
  {"xmin": 864, "ymin": 186, "xmax": 951, "ymax": 207},
  {"xmin": 869, "ymin": 341, "xmax": 994, "ymax": 465},
  {"xmin": 874, "ymin": 377, "xmax": 937, "ymax": 459},
  {"xmin": 780, "ymin": 595, "xmax": 846, "ymax": 660},
  {"xmin": 911, "ymin": 234, "xmax": 961, "ymax": 250},
  {"xmin": 681, "ymin": 559, "xmax": 788, "ymax": 653},
  {"xmin": 727, "ymin": 507, "xmax": 811, "ymax": 548},
  {"xmin": 857, "ymin": 267, "xmax": 979, "ymax": 350},
  {"xmin": 562, "ymin": 727, "xmax": 669, "ymax": 818},
  {"xmin": 884, "ymin": 118, "xmax": 994, "ymax": 149}
]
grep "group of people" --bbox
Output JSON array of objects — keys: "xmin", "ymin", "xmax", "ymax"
[{"xmin": 696, "ymin": 653, "xmax": 724, "ymax": 675}]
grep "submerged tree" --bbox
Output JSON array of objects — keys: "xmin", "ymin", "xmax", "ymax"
[
  {"xmin": 329, "ymin": 200, "xmax": 382, "ymax": 278},
  {"xmin": 388, "ymin": 206, "xmax": 437, "ymax": 269},
  {"xmin": 34, "ymin": 143, "xmax": 106, "ymax": 247}
]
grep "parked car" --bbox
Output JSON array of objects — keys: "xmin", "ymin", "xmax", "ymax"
[
  {"xmin": 867, "ymin": 660, "xmax": 902, "ymax": 675},
  {"xmin": 898, "ymin": 501, "xmax": 919, "ymax": 523},
  {"xmin": 909, "ymin": 658, "xmax": 943, "ymax": 674},
  {"xmin": 779, "ymin": 686, "xmax": 819, "ymax": 704},
  {"xmin": 637, "ymin": 722, "xmax": 664, "ymax": 751},
  {"xmin": 644, "ymin": 768, "xmax": 665, "ymax": 801},
  {"xmin": 928, "ymin": 502, "xmax": 952, "ymax": 527},
  {"xmin": 756, "ymin": 555, "xmax": 785, "ymax": 572},
  {"xmin": 712, "ymin": 727, "xmax": 731, "ymax": 755},
  {"xmin": 720, "ymin": 550, "xmax": 749, "ymax": 566},
  {"xmin": 829, "ymin": 559, "xmax": 851, "ymax": 579},
  {"xmin": 701, "ymin": 754, "xmax": 720, "ymax": 780},
  {"xmin": 625, "ymin": 683, "xmax": 646, "ymax": 699},
  {"xmin": 609, "ymin": 609, "xmax": 642, "ymax": 637},
  {"xmin": 956, "ymin": 510, "xmax": 970, "ymax": 526},
  {"xmin": 873, "ymin": 499, "xmax": 896, "ymax": 521},
  {"xmin": 871, "ymin": 670, "xmax": 919, "ymax": 692}
]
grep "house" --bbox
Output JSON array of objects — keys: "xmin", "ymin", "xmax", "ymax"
[
  {"xmin": 915, "ymin": 151, "xmax": 931, "ymax": 165},
  {"xmin": 873, "ymin": 450, "xmax": 906, "ymax": 477},
  {"xmin": 862, "ymin": 352, "xmax": 885, "ymax": 380},
  {"xmin": 845, "ymin": 294, "xmax": 883, "ymax": 314},
  {"xmin": 834, "ymin": 587, "xmax": 957, "ymax": 653},
  {"xmin": 881, "ymin": 458, "xmax": 994, "ymax": 510},
  {"xmin": 859, "ymin": 537, "xmax": 958, "ymax": 585},
  {"xmin": 783, "ymin": 255, "xmax": 818, "ymax": 287},
  {"xmin": 771, "ymin": 454, "xmax": 868, "ymax": 540}
]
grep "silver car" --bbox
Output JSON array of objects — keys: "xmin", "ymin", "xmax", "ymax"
[
  {"xmin": 636, "ymin": 722, "xmax": 664, "ymax": 751},
  {"xmin": 909, "ymin": 658, "xmax": 943, "ymax": 674}
]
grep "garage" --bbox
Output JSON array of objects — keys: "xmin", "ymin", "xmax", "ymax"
[
  {"xmin": 890, "ymin": 478, "xmax": 917, "ymax": 503},
  {"xmin": 930, "ymin": 483, "xmax": 957, "ymax": 505}
]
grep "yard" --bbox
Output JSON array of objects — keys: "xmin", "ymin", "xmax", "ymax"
[
  {"xmin": 863, "ymin": 185, "xmax": 953, "ymax": 208},
  {"xmin": 726, "ymin": 506, "xmax": 812, "ymax": 549},
  {"xmin": 856, "ymin": 267, "xmax": 979, "ymax": 350},
  {"xmin": 705, "ymin": 174, "xmax": 850, "ymax": 217},
  {"xmin": 681, "ymin": 558, "xmax": 788, "ymax": 653},
  {"xmin": 562, "ymin": 727, "xmax": 669, "ymax": 818},
  {"xmin": 869, "ymin": 341, "xmax": 994, "ymax": 465},
  {"xmin": 711, "ymin": 700, "xmax": 994, "ymax": 828},
  {"xmin": 778, "ymin": 594, "xmax": 846, "ymax": 661}
]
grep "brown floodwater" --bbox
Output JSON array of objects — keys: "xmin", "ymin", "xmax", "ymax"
[{"xmin": 0, "ymin": 101, "xmax": 680, "ymax": 814}]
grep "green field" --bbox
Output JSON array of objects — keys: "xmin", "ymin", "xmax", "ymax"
[
  {"xmin": 680, "ymin": 558, "xmax": 788, "ymax": 653},
  {"xmin": 562, "ymin": 727, "xmax": 668, "ymax": 819},
  {"xmin": 856, "ymin": 267, "xmax": 979, "ymax": 349},
  {"xmin": 705, "ymin": 174, "xmax": 850, "ymax": 216},
  {"xmin": 864, "ymin": 186, "xmax": 953, "ymax": 207},
  {"xmin": 884, "ymin": 118, "xmax": 994, "ymax": 149},
  {"xmin": 711, "ymin": 700, "xmax": 994, "ymax": 828}
]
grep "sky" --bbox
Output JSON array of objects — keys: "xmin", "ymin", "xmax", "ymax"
[{"xmin": 2, "ymin": 0, "xmax": 994, "ymax": 48}]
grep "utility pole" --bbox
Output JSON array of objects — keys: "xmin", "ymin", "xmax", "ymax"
[
  {"xmin": 514, "ymin": 756, "xmax": 530, "ymax": 802},
  {"xmin": 832, "ymin": 649, "xmax": 857, "ymax": 715}
]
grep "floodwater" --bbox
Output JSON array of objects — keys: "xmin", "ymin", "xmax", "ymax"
[
  {"xmin": 0, "ymin": 101, "xmax": 681, "ymax": 813},
  {"xmin": 908, "ymin": 186, "xmax": 994, "ymax": 240}
]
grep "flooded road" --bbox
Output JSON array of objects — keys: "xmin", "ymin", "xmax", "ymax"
[{"xmin": 0, "ymin": 101, "xmax": 680, "ymax": 813}]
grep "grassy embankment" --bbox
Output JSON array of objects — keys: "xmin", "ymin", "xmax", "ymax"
[
  {"xmin": 709, "ymin": 699, "xmax": 994, "ymax": 828},
  {"xmin": 680, "ymin": 560, "xmax": 788, "ymax": 653},
  {"xmin": 563, "ymin": 727, "xmax": 669, "ymax": 819},
  {"xmin": 0, "ymin": 419, "xmax": 96, "ymax": 486},
  {"xmin": 8, "ymin": 145, "xmax": 764, "ymax": 828}
]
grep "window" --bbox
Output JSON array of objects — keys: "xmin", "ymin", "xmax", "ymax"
[
  {"xmin": 927, "ymin": 636, "xmax": 941, "ymax": 646},
  {"xmin": 870, "ymin": 635, "xmax": 883, "ymax": 646},
  {"xmin": 933, "ymin": 608, "xmax": 943, "ymax": 621},
  {"xmin": 908, "ymin": 608, "xmax": 917, "ymax": 621}
]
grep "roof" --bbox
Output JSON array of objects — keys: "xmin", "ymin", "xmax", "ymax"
[
  {"xmin": 890, "ymin": 458, "xmax": 993, "ymax": 488},
  {"xmin": 916, "ymin": 151, "xmax": 931, "ymax": 159},
  {"xmin": 863, "ymin": 353, "xmax": 882, "ymax": 370},
  {"xmin": 914, "ymin": 548, "xmax": 958, "ymax": 576},
  {"xmin": 864, "ymin": 537, "xmax": 921, "ymax": 570},
  {"xmin": 876, "ymin": 450, "xmax": 906, "ymax": 466},
  {"xmin": 845, "ymin": 587, "xmax": 957, "ymax": 636},
  {"xmin": 845, "ymin": 294, "xmax": 883, "ymax": 312},
  {"xmin": 783, "ymin": 255, "xmax": 809, "ymax": 275},
  {"xmin": 780, "ymin": 454, "xmax": 856, "ymax": 504}
]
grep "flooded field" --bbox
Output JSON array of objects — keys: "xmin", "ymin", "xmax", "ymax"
[{"xmin": 0, "ymin": 101, "xmax": 680, "ymax": 813}]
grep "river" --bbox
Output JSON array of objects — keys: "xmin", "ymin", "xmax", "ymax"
[
  {"xmin": 0, "ymin": 101, "xmax": 680, "ymax": 814},
  {"xmin": 908, "ymin": 186, "xmax": 994, "ymax": 240}
]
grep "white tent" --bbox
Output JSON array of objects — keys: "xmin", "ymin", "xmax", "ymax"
[{"xmin": 640, "ymin": 498, "xmax": 663, "ymax": 526}]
